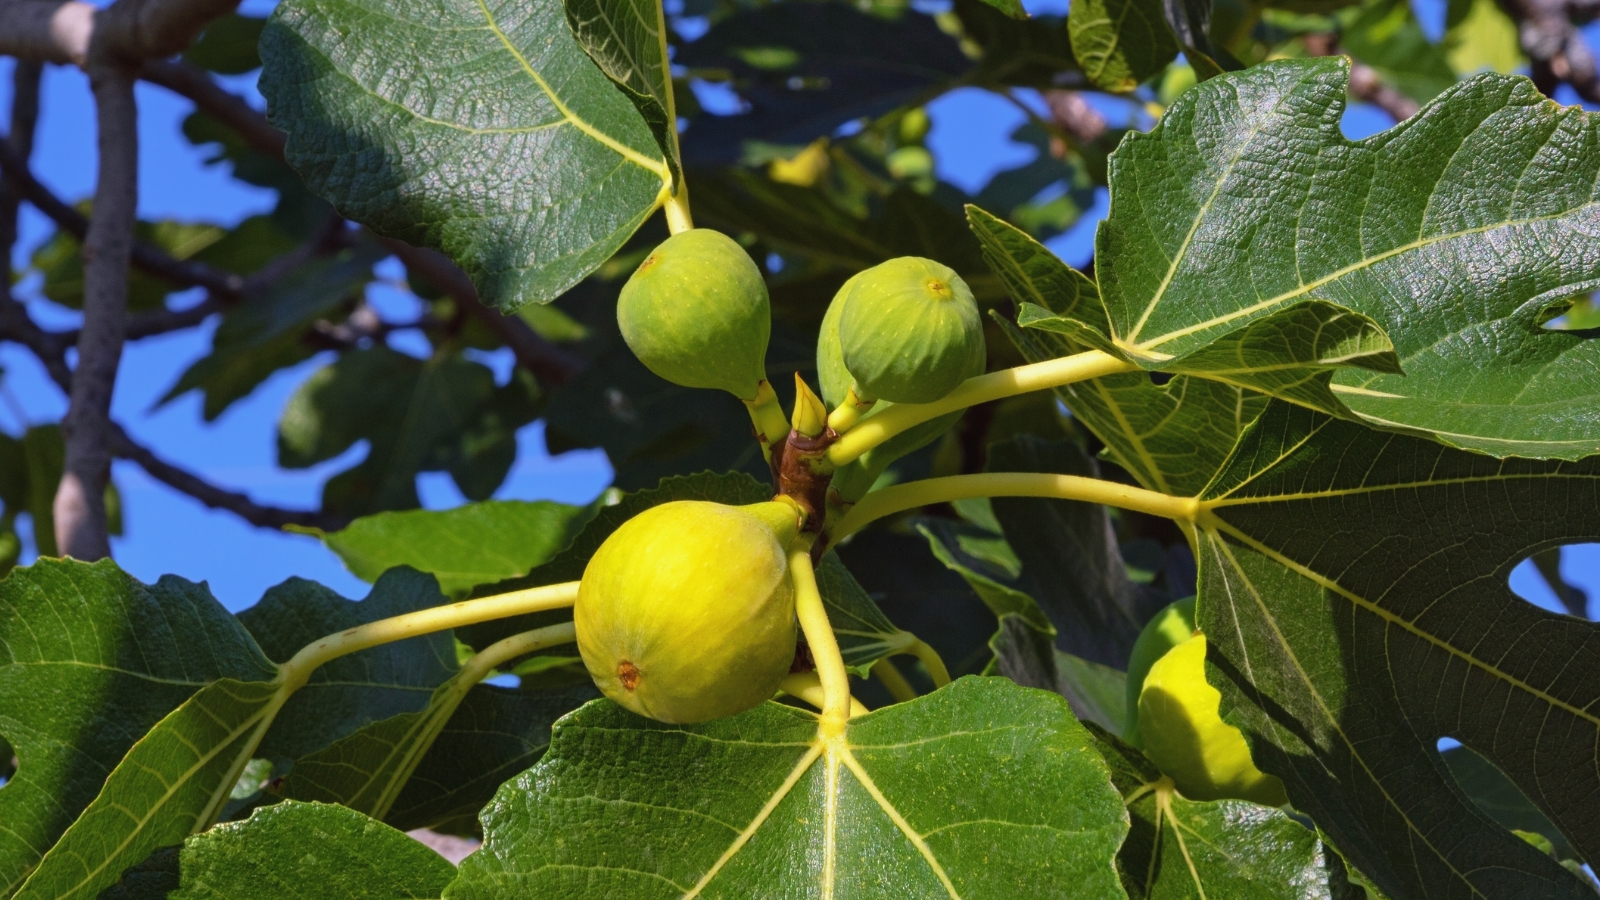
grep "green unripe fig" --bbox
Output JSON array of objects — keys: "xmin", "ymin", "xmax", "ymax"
[
  {"xmin": 575, "ymin": 499, "xmax": 801, "ymax": 723},
  {"xmin": 1138, "ymin": 632, "xmax": 1288, "ymax": 806},
  {"xmin": 617, "ymin": 229, "xmax": 770, "ymax": 400},
  {"xmin": 838, "ymin": 257, "xmax": 984, "ymax": 404},
  {"xmin": 1123, "ymin": 597, "xmax": 1196, "ymax": 747},
  {"xmin": 817, "ymin": 271, "xmax": 978, "ymax": 502}
]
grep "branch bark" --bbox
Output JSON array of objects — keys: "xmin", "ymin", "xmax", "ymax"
[
  {"xmin": 0, "ymin": 0, "xmax": 239, "ymax": 65},
  {"xmin": 53, "ymin": 58, "xmax": 138, "ymax": 560}
]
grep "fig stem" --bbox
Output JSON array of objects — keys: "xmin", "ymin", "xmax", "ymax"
[
  {"xmin": 789, "ymin": 545, "xmax": 854, "ymax": 732},
  {"xmin": 830, "ymin": 473, "xmax": 1198, "ymax": 543},
  {"xmin": 281, "ymin": 581, "xmax": 579, "ymax": 687},
  {"xmin": 781, "ymin": 671, "xmax": 869, "ymax": 717},
  {"xmin": 824, "ymin": 350, "xmax": 1138, "ymax": 467},
  {"xmin": 364, "ymin": 622, "xmax": 576, "ymax": 818},
  {"xmin": 871, "ymin": 657, "xmax": 917, "ymax": 703},
  {"xmin": 903, "ymin": 640, "xmax": 950, "ymax": 688},
  {"xmin": 663, "ymin": 185, "xmax": 694, "ymax": 234},
  {"xmin": 742, "ymin": 379, "xmax": 792, "ymax": 462}
]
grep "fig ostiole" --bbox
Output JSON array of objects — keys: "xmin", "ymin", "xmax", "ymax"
[
  {"xmin": 575, "ymin": 499, "xmax": 804, "ymax": 724},
  {"xmin": 617, "ymin": 229, "xmax": 770, "ymax": 400},
  {"xmin": 814, "ymin": 267, "xmax": 977, "ymax": 507},
  {"xmin": 1137, "ymin": 632, "xmax": 1288, "ymax": 806},
  {"xmin": 837, "ymin": 256, "xmax": 984, "ymax": 404}
]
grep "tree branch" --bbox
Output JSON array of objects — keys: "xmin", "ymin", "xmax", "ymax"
[
  {"xmin": 107, "ymin": 423, "xmax": 351, "ymax": 530},
  {"xmin": 0, "ymin": 136, "xmax": 246, "ymax": 298},
  {"xmin": 139, "ymin": 58, "xmax": 286, "ymax": 159},
  {"xmin": 381, "ymin": 239, "xmax": 583, "ymax": 385},
  {"xmin": 54, "ymin": 58, "xmax": 138, "ymax": 560},
  {"xmin": 0, "ymin": 0, "xmax": 240, "ymax": 65},
  {"xmin": 1501, "ymin": 0, "xmax": 1600, "ymax": 104}
]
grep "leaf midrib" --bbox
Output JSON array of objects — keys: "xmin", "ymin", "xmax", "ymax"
[{"xmin": 471, "ymin": 0, "xmax": 668, "ymax": 181}]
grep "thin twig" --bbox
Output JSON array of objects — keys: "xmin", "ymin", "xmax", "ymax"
[
  {"xmin": 107, "ymin": 423, "xmax": 351, "ymax": 530},
  {"xmin": 139, "ymin": 58, "xmax": 287, "ymax": 159},
  {"xmin": 0, "ymin": 136, "xmax": 245, "ymax": 298}
]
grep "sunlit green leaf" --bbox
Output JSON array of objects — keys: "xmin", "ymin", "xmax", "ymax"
[
  {"xmin": 304, "ymin": 499, "xmax": 592, "ymax": 597},
  {"xmin": 260, "ymin": 0, "xmax": 670, "ymax": 309},
  {"xmin": 1097, "ymin": 58, "xmax": 1600, "ymax": 458},
  {"xmin": 448, "ymin": 678, "xmax": 1127, "ymax": 899},
  {"xmin": 564, "ymin": 0, "xmax": 682, "ymax": 187},
  {"xmin": 14, "ymin": 677, "xmax": 285, "ymax": 900},
  {"xmin": 1086, "ymin": 723, "xmax": 1345, "ymax": 898},
  {"xmin": 165, "ymin": 801, "xmax": 454, "ymax": 900}
]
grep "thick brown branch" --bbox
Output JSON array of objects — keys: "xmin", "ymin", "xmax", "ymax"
[
  {"xmin": 54, "ymin": 59, "xmax": 138, "ymax": 560},
  {"xmin": 107, "ymin": 424, "xmax": 351, "ymax": 531},
  {"xmin": 0, "ymin": 0, "xmax": 240, "ymax": 65},
  {"xmin": 1347, "ymin": 62, "xmax": 1419, "ymax": 122}
]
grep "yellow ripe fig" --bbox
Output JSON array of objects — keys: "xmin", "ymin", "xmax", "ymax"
[
  {"xmin": 617, "ymin": 229, "xmax": 770, "ymax": 400},
  {"xmin": 1138, "ymin": 632, "xmax": 1288, "ymax": 806},
  {"xmin": 575, "ymin": 499, "xmax": 802, "ymax": 723}
]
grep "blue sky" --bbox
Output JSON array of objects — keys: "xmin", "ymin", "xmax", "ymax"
[{"xmin": 0, "ymin": 0, "xmax": 1596, "ymax": 620}]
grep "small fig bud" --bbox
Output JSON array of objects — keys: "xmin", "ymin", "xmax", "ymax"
[
  {"xmin": 617, "ymin": 229, "xmax": 770, "ymax": 399},
  {"xmin": 838, "ymin": 257, "xmax": 985, "ymax": 404},
  {"xmin": 1138, "ymin": 632, "xmax": 1288, "ymax": 806},
  {"xmin": 575, "ymin": 499, "xmax": 802, "ymax": 723}
]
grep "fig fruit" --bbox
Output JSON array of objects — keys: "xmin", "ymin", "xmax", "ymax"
[
  {"xmin": 1122, "ymin": 597, "xmax": 1196, "ymax": 747},
  {"xmin": 1138, "ymin": 632, "xmax": 1288, "ymax": 805},
  {"xmin": 617, "ymin": 229, "xmax": 770, "ymax": 399},
  {"xmin": 575, "ymin": 499, "xmax": 801, "ymax": 723},
  {"xmin": 817, "ymin": 270, "xmax": 979, "ymax": 503},
  {"xmin": 837, "ymin": 256, "xmax": 984, "ymax": 404}
]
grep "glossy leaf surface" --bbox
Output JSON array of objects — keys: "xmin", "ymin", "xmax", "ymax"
[
  {"xmin": 448, "ymin": 678, "xmax": 1127, "ymax": 899},
  {"xmin": 261, "ymin": 0, "xmax": 669, "ymax": 309},
  {"xmin": 1197, "ymin": 401, "xmax": 1600, "ymax": 898},
  {"xmin": 1097, "ymin": 59, "xmax": 1600, "ymax": 458}
]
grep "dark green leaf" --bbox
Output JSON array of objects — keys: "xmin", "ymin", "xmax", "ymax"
[
  {"xmin": 1086, "ymin": 723, "xmax": 1347, "ymax": 898},
  {"xmin": 14, "ymin": 677, "xmax": 285, "ymax": 900},
  {"xmin": 1197, "ymin": 401, "xmax": 1600, "ymax": 898},
  {"xmin": 676, "ymin": 5, "xmax": 969, "ymax": 159},
  {"xmin": 305, "ymin": 499, "xmax": 592, "ymax": 597},
  {"xmin": 160, "ymin": 241, "xmax": 382, "ymax": 421},
  {"xmin": 1069, "ymin": 0, "xmax": 1179, "ymax": 92},
  {"xmin": 564, "ymin": 0, "xmax": 683, "ymax": 187},
  {"xmin": 277, "ymin": 348, "xmax": 538, "ymax": 516},
  {"xmin": 1441, "ymin": 744, "xmax": 1580, "ymax": 863},
  {"xmin": 183, "ymin": 14, "xmax": 269, "ymax": 74},
  {"xmin": 31, "ymin": 216, "xmax": 225, "ymax": 313},
  {"xmin": 1097, "ymin": 58, "xmax": 1600, "ymax": 458},
  {"xmin": 260, "ymin": 0, "xmax": 670, "ymax": 310},
  {"xmin": 0, "ymin": 559, "xmax": 276, "ymax": 898},
  {"xmin": 164, "ymin": 801, "xmax": 454, "ymax": 900},
  {"xmin": 448, "ymin": 678, "xmax": 1127, "ymax": 899},
  {"xmin": 239, "ymin": 568, "xmax": 456, "ymax": 762},
  {"xmin": 386, "ymin": 683, "xmax": 599, "ymax": 832}
]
